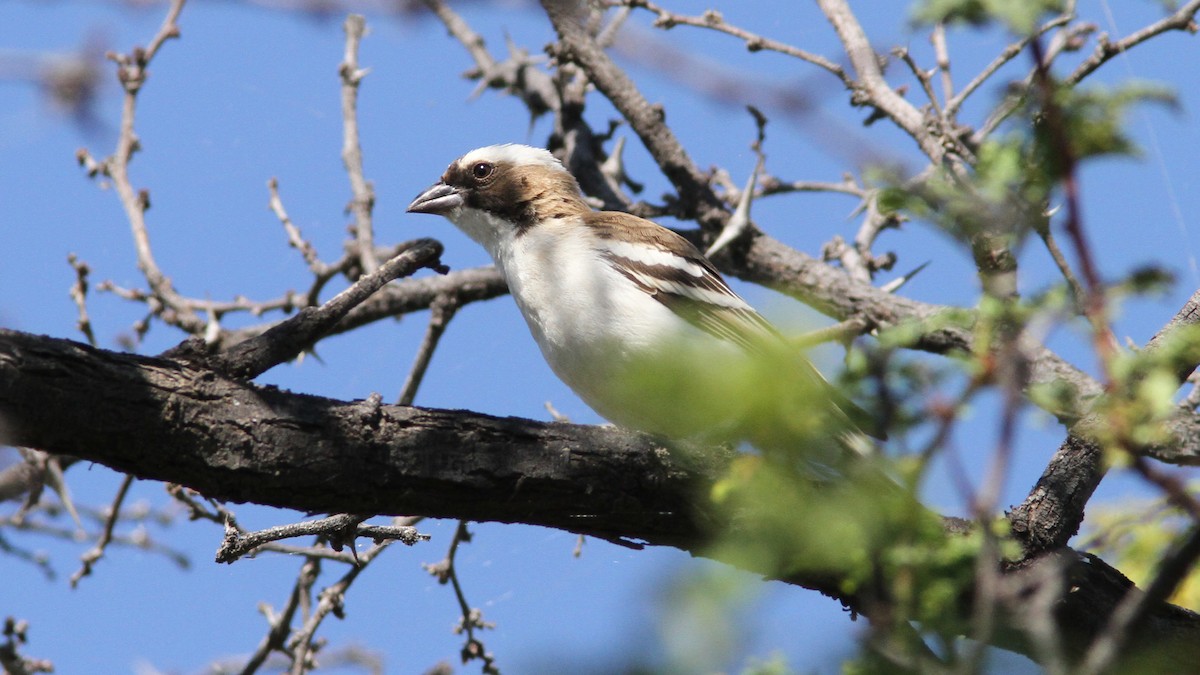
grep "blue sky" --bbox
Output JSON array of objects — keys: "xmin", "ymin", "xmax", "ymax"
[{"xmin": 2, "ymin": 1, "xmax": 1199, "ymax": 672}]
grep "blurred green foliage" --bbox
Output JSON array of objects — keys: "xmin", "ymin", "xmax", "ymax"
[
  {"xmin": 912, "ymin": 0, "xmax": 1065, "ymax": 33},
  {"xmin": 643, "ymin": 1, "xmax": 1194, "ymax": 671},
  {"xmin": 1081, "ymin": 485, "xmax": 1200, "ymax": 610}
]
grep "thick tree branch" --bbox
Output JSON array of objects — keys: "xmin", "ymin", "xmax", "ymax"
[
  {"xmin": 1009, "ymin": 288, "xmax": 1200, "ymax": 554},
  {"xmin": 0, "ymin": 330, "xmax": 715, "ymax": 546},
  {"xmin": 2, "ymin": 328, "xmax": 1200, "ymax": 671}
]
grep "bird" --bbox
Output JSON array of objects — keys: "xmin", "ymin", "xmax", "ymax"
[{"xmin": 406, "ymin": 143, "xmax": 877, "ymax": 450}]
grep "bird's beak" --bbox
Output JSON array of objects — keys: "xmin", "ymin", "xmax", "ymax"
[{"xmin": 407, "ymin": 181, "xmax": 463, "ymax": 215}]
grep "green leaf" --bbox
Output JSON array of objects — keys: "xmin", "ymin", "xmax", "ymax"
[
  {"xmin": 912, "ymin": 0, "xmax": 1065, "ymax": 33},
  {"xmin": 1030, "ymin": 82, "xmax": 1178, "ymax": 176}
]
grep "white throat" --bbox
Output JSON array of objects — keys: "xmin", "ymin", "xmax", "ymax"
[{"xmin": 446, "ymin": 205, "xmax": 519, "ymax": 268}]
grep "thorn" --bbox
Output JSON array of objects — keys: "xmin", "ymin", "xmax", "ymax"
[
  {"xmin": 203, "ymin": 304, "xmax": 221, "ymax": 345},
  {"xmin": 600, "ymin": 137, "xmax": 642, "ymax": 193},
  {"xmin": 706, "ymin": 160, "xmax": 758, "ymax": 257},
  {"xmin": 880, "ymin": 260, "xmax": 930, "ymax": 293},
  {"xmin": 44, "ymin": 456, "xmax": 85, "ymax": 535}
]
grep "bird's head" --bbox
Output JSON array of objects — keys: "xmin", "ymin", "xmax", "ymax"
[{"xmin": 407, "ymin": 144, "xmax": 588, "ymax": 255}]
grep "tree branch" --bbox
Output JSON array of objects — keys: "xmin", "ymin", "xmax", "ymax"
[
  {"xmin": 541, "ymin": 0, "xmax": 727, "ymax": 230},
  {"xmin": 3, "ymin": 328, "xmax": 1200, "ymax": 670}
]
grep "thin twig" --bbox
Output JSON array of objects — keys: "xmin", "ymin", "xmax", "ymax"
[
  {"xmin": 199, "ymin": 238, "xmax": 447, "ymax": 380},
  {"xmin": 92, "ymin": 0, "xmax": 202, "ymax": 333},
  {"xmin": 217, "ymin": 512, "xmax": 428, "ymax": 563},
  {"xmin": 757, "ymin": 174, "xmax": 864, "ymax": 198},
  {"xmin": 422, "ymin": 0, "xmax": 495, "ymax": 74},
  {"xmin": 596, "ymin": 5, "xmax": 631, "ymax": 48},
  {"xmin": 791, "ymin": 315, "xmax": 876, "ymax": 348},
  {"xmin": 1066, "ymin": 0, "xmax": 1200, "ymax": 85},
  {"xmin": 268, "ymin": 177, "xmax": 326, "ymax": 276},
  {"xmin": 542, "ymin": 0, "xmax": 727, "ymax": 229},
  {"xmin": 287, "ymin": 540, "xmax": 391, "ymax": 674},
  {"xmin": 625, "ymin": 1, "xmax": 854, "ymax": 89},
  {"xmin": 931, "ymin": 23, "xmax": 954, "ymax": 109},
  {"xmin": 946, "ymin": 12, "xmax": 1073, "ymax": 119},
  {"xmin": 1035, "ymin": 217, "xmax": 1088, "ymax": 314},
  {"xmin": 241, "ymin": 556, "xmax": 317, "ymax": 675},
  {"xmin": 98, "ymin": 279, "xmax": 305, "ymax": 319},
  {"xmin": 893, "ymin": 45, "xmax": 940, "ymax": 112},
  {"xmin": 69, "ymin": 473, "xmax": 134, "ymax": 588},
  {"xmin": 815, "ymin": 0, "xmax": 939, "ymax": 161},
  {"xmin": 267, "ymin": 177, "xmax": 360, "ymax": 307},
  {"xmin": 340, "ymin": 14, "xmax": 377, "ymax": 275},
  {"xmin": 1029, "ymin": 39, "xmax": 1118, "ymax": 382},
  {"xmin": 397, "ymin": 293, "xmax": 460, "ymax": 406},
  {"xmin": 66, "ymin": 254, "xmax": 96, "ymax": 346},
  {"xmin": 425, "ymin": 521, "xmax": 499, "ymax": 674}
]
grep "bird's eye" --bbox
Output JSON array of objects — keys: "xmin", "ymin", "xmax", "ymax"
[{"xmin": 471, "ymin": 162, "xmax": 493, "ymax": 180}]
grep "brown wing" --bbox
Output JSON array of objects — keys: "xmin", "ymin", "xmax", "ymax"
[
  {"xmin": 585, "ymin": 211, "xmax": 884, "ymax": 439},
  {"xmin": 584, "ymin": 211, "xmax": 780, "ymax": 353}
]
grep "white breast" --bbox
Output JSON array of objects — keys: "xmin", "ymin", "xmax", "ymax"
[
  {"xmin": 447, "ymin": 207, "xmax": 748, "ymax": 437},
  {"xmin": 499, "ymin": 220, "xmax": 746, "ymax": 435}
]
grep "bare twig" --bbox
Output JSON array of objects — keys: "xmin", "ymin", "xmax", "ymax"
[
  {"xmin": 217, "ymin": 512, "xmax": 428, "ymax": 564},
  {"xmin": 423, "ymin": 0, "xmax": 558, "ymax": 125},
  {"xmin": 0, "ymin": 618, "xmax": 53, "ymax": 675},
  {"xmin": 596, "ymin": 4, "xmax": 631, "ymax": 48},
  {"xmin": 0, "ymin": 531, "xmax": 54, "ymax": 580},
  {"xmin": 1066, "ymin": 0, "xmax": 1200, "ymax": 85},
  {"xmin": 199, "ymin": 265, "xmax": 507, "ymax": 353},
  {"xmin": 340, "ymin": 14, "xmax": 377, "ymax": 276},
  {"xmin": 98, "ymin": 279, "xmax": 306, "ymax": 319},
  {"xmin": 893, "ymin": 45, "xmax": 940, "ymax": 112},
  {"xmin": 267, "ymin": 177, "xmax": 359, "ymax": 307},
  {"xmin": 757, "ymin": 174, "xmax": 864, "ymax": 198},
  {"xmin": 286, "ymin": 539, "xmax": 392, "ymax": 674},
  {"xmin": 422, "ymin": 0, "xmax": 495, "ymax": 75},
  {"xmin": 790, "ymin": 315, "xmax": 876, "ymax": 349},
  {"xmin": 268, "ymin": 177, "xmax": 326, "ymax": 277},
  {"xmin": 1029, "ymin": 39, "xmax": 1118, "ymax": 380},
  {"xmin": 194, "ymin": 238, "xmax": 447, "ymax": 380},
  {"xmin": 543, "ymin": 0, "xmax": 727, "ymax": 230},
  {"xmin": 815, "ymin": 0, "xmax": 938, "ymax": 161},
  {"xmin": 1035, "ymin": 213, "xmax": 1088, "ymax": 314},
  {"xmin": 4, "ymin": 509, "xmax": 189, "ymax": 573},
  {"xmin": 69, "ymin": 474, "xmax": 134, "ymax": 588},
  {"xmin": 822, "ymin": 190, "xmax": 900, "ymax": 283},
  {"xmin": 624, "ymin": 1, "xmax": 854, "ymax": 88},
  {"xmin": 241, "ymin": 556, "xmax": 317, "ymax": 675},
  {"xmin": 930, "ymin": 23, "xmax": 953, "ymax": 109},
  {"xmin": 67, "ymin": 254, "xmax": 96, "ymax": 346},
  {"xmin": 946, "ymin": 12, "xmax": 1074, "ymax": 119},
  {"xmin": 425, "ymin": 521, "xmax": 499, "ymax": 674},
  {"xmin": 86, "ymin": 0, "xmax": 202, "ymax": 333},
  {"xmin": 397, "ymin": 293, "xmax": 461, "ymax": 406},
  {"xmin": 706, "ymin": 107, "xmax": 765, "ymax": 257}
]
